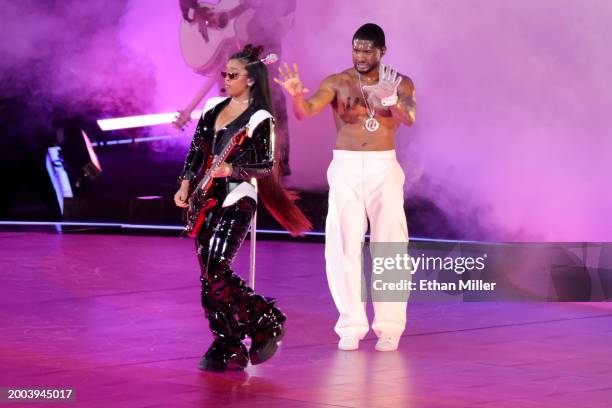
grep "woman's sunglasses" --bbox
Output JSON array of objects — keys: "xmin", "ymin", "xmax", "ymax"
[{"xmin": 220, "ymin": 71, "xmax": 247, "ymax": 80}]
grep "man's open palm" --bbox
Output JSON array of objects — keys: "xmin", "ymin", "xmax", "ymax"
[{"xmin": 274, "ymin": 63, "xmax": 310, "ymax": 96}]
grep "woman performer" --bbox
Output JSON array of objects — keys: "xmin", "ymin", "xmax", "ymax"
[{"xmin": 174, "ymin": 44, "xmax": 311, "ymax": 372}]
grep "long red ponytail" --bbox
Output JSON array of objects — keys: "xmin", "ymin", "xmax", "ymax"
[{"xmin": 258, "ymin": 165, "xmax": 312, "ymax": 237}]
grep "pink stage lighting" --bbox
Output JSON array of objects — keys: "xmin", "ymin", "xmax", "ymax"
[{"xmin": 97, "ymin": 111, "xmax": 201, "ymax": 131}]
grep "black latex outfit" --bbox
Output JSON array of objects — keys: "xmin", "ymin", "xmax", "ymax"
[{"xmin": 179, "ymin": 98, "xmax": 285, "ymax": 371}]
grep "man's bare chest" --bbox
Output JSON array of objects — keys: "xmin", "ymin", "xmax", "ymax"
[{"xmin": 333, "ymin": 83, "xmax": 392, "ymax": 121}]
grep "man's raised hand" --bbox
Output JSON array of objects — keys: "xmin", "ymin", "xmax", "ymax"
[
  {"xmin": 273, "ymin": 63, "xmax": 310, "ymax": 97},
  {"xmin": 362, "ymin": 63, "xmax": 402, "ymax": 102}
]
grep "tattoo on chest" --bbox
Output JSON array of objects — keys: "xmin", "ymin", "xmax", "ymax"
[{"xmin": 336, "ymin": 90, "xmax": 387, "ymax": 119}]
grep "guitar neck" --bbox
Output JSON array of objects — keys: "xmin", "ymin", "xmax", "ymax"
[{"xmin": 195, "ymin": 127, "xmax": 247, "ymax": 191}]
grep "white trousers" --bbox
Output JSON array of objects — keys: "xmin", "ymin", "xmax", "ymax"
[{"xmin": 325, "ymin": 149, "xmax": 409, "ymax": 340}]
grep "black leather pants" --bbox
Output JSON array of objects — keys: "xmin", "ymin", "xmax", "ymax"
[{"xmin": 195, "ymin": 195, "xmax": 285, "ymax": 370}]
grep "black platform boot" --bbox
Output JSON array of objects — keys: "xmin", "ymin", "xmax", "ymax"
[
  {"xmin": 244, "ymin": 295, "xmax": 286, "ymax": 365},
  {"xmin": 204, "ymin": 269, "xmax": 287, "ymax": 366},
  {"xmin": 198, "ymin": 332, "xmax": 249, "ymax": 372},
  {"xmin": 198, "ymin": 307, "xmax": 249, "ymax": 372},
  {"xmin": 198, "ymin": 277, "xmax": 249, "ymax": 372},
  {"xmin": 205, "ymin": 268, "xmax": 286, "ymax": 365}
]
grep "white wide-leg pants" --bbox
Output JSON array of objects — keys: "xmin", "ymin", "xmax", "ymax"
[{"xmin": 325, "ymin": 149, "xmax": 409, "ymax": 340}]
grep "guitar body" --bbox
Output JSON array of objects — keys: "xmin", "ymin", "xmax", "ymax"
[
  {"xmin": 184, "ymin": 158, "xmax": 218, "ymax": 238},
  {"xmin": 184, "ymin": 195, "xmax": 218, "ymax": 239},
  {"xmin": 179, "ymin": 0, "xmax": 255, "ymax": 74}
]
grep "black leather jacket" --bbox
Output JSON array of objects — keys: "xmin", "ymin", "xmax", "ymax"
[{"xmin": 179, "ymin": 98, "xmax": 275, "ymax": 183}]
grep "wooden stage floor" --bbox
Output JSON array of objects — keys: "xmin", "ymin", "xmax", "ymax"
[{"xmin": 1, "ymin": 232, "xmax": 611, "ymax": 407}]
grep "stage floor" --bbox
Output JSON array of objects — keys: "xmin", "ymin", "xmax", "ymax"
[{"xmin": 1, "ymin": 232, "xmax": 611, "ymax": 407}]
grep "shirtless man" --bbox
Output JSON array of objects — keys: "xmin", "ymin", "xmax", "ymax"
[{"xmin": 274, "ymin": 23, "xmax": 416, "ymax": 352}]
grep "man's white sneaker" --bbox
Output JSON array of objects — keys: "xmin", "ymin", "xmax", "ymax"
[
  {"xmin": 375, "ymin": 337, "xmax": 400, "ymax": 352},
  {"xmin": 338, "ymin": 336, "xmax": 360, "ymax": 351}
]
